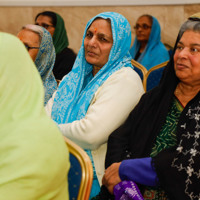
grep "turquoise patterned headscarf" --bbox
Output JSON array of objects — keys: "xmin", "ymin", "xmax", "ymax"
[
  {"xmin": 34, "ymin": 26, "xmax": 57, "ymax": 105},
  {"xmin": 129, "ymin": 16, "xmax": 169, "ymax": 70},
  {"xmin": 51, "ymin": 12, "xmax": 132, "ymax": 124}
]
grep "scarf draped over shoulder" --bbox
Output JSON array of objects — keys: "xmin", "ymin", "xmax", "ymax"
[
  {"xmin": 51, "ymin": 12, "xmax": 133, "ymax": 124},
  {"xmin": 34, "ymin": 27, "xmax": 57, "ymax": 105}
]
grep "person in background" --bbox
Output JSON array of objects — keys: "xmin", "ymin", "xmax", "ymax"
[
  {"xmin": 130, "ymin": 14, "xmax": 169, "ymax": 70},
  {"xmin": 17, "ymin": 24, "xmax": 57, "ymax": 105},
  {"xmin": 45, "ymin": 12, "xmax": 144, "ymax": 199},
  {"xmin": 35, "ymin": 11, "xmax": 76, "ymax": 80},
  {"xmin": 101, "ymin": 13, "xmax": 200, "ymax": 200},
  {"xmin": 0, "ymin": 32, "xmax": 69, "ymax": 200}
]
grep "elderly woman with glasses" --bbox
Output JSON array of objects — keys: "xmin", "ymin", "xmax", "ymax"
[
  {"xmin": 17, "ymin": 24, "xmax": 57, "ymax": 105},
  {"xmin": 35, "ymin": 11, "xmax": 76, "ymax": 80},
  {"xmin": 130, "ymin": 14, "xmax": 169, "ymax": 70}
]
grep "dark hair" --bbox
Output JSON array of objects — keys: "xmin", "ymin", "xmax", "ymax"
[
  {"xmin": 87, "ymin": 17, "xmax": 111, "ymax": 32},
  {"xmin": 35, "ymin": 11, "xmax": 57, "ymax": 27},
  {"xmin": 138, "ymin": 14, "xmax": 153, "ymax": 25},
  {"xmin": 93, "ymin": 17, "xmax": 111, "ymax": 24}
]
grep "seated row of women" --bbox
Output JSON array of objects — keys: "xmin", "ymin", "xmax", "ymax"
[
  {"xmin": 2, "ymin": 10, "xmax": 200, "ymax": 200},
  {"xmin": 16, "ymin": 11, "xmax": 170, "ymax": 107},
  {"xmin": 1, "ymin": 11, "xmax": 144, "ymax": 199}
]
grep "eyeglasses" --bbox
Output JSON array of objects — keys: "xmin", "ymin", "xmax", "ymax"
[
  {"xmin": 134, "ymin": 24, "xmax": 152, "ymax": 30},
  {"xmin": 35, "ymin": 23, "xmax": 55, "ymax": 29},
  {"xmin": 24, "ymin": 44, "xmax": 40, "ymax": 51}
]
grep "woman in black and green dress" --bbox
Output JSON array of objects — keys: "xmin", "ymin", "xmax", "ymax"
[{"xmin": 99, "ymin": 13, "xmax": 200, "ymax": 200}]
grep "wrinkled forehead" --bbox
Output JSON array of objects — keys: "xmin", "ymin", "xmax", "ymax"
[
  {"xmin": 85, "ymin": 13, "xmax": 130, "ymax": 39},
  {"xmin": 18, "ymin": 29, "xmax": 40, "ymax": 45},
  {"xmin": 86, "ymin": 17, "xmax": 111, "ymax": 33},
  {"xmin": 137, "ymin": 16, "xmax": 152, "ymax": 25},
  {"xmin": 86, "ymin": 18, "xmax": 112, "ymax": 36},
  {"xmin": 87, "ymin": 13, "xmax": 119, "ymax": 30}
]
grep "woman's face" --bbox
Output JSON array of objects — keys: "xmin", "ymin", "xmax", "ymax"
[
  {"xmin": 84, "ymin": 18, "xmax": 113, "ymax": 69},
  {"xmin": 17, "ymin": 29, "xmax": 40, "ymax": 61},
  {"xmin": 35, "ymin": 15, "xmax": 55, "ymax": 36},
  {"xmin": 135, "ymin": 16, "xmax": 152, "ymax": 43},
  {"xmin": 174, "ymin": 30, "xmax": 200, "ymax": 85}
]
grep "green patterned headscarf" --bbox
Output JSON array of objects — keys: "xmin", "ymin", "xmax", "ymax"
[
  {"xmin": 53, "ymin": 13, "xmax": 69, "ymax": 54},
  {"xmin": 0, "ymin": 32, "xmax": 69, "ymax": 200}
]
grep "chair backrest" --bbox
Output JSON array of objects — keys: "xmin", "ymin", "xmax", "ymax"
[
  {"xmin": 143, "ymin": 60, "xmax": 169, "ymax": 92},
  {"xmin": 64, "ymin": 136, "xmax": 93, "ymax": 200},
  {"xmin": 131, "ymin": 59, "xmax": 147, "ymax": 82},
  {"xmin": 164, "ymin": 43, "xmax": 173, "ymax": 57},
  {"xmin": 56, "ymin": 79, "xmax": 61, "ymax": 86}
]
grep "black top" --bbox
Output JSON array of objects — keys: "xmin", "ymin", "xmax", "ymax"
[
  {"xmin": 53, "ymin": 47, "xmax": 76, "ymax": 80},
  {"xmin": 97, "ymin": 20, "xmax": 200, "ymax": 200},
  {"xmin": 134, "ymin": 50, "xmax": 141, "ymax": 61}
]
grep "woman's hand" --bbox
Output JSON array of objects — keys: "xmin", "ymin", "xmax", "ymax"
[{"xmin": 102, "ymin": 162, "xmax": 122, "ymax": 194}]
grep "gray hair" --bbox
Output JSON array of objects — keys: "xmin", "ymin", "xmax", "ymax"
[
  {"xmin": 22, "ymin": 24, "xmax": 43, "ymax": 44},
  {"xmin": 179, "ymin": 19, "xmax": 200, "ymax": 39}
]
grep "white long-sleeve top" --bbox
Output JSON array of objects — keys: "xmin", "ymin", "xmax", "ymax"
[{"xmin": 45, "ymin": 67, "xmax": 144, "ymax": 184}]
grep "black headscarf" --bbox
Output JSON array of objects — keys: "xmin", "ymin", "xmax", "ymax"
[{"xmin": 105, "ymin": 16, "xmax": 200, "ymax": 200}]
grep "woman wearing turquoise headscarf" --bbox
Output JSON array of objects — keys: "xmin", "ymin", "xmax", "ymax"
[
  {"xmin": 35, "ymin": 11, "xmax": 77, "ymax": 80},
  {"xmin": 130, "ymin": 14, "xmax": 169, "ymax": 70},
  {"xmin": 18, "ymin": 24, "xmax": 57, "ymax": 105},
  {"xmin": 45, "ymin": 12, "xmax": 144, "ymax": 198},
  {"xmin": 0, "ymin": 32, "xmax": 69, "ymax": 199}
]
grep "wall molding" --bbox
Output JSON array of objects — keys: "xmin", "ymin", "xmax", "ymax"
[{"xmin": 0, "ymin": 0, "xmax": 200, "ymax": 6}]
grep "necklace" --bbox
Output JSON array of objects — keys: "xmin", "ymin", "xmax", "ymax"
[{"xmin": 174, "ymin": 85, "xmax": 181, "ymax": 96}]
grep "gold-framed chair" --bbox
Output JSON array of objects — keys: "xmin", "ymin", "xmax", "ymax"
[
  {"xmin": 64, "ymin": 136, "xmax": 93, "ymax": 200},
  {"xmin": 143, "ymin": 60, "xmax": 169, "ymax": 92},
  {"xmin": 131, "ymin": 59, "xmax": 147, "ymax": 82}
]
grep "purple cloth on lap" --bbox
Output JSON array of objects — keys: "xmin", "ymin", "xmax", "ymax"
[{"xmin": 113, "ymin": 180, "xmax": 144, "ymax": 200}]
